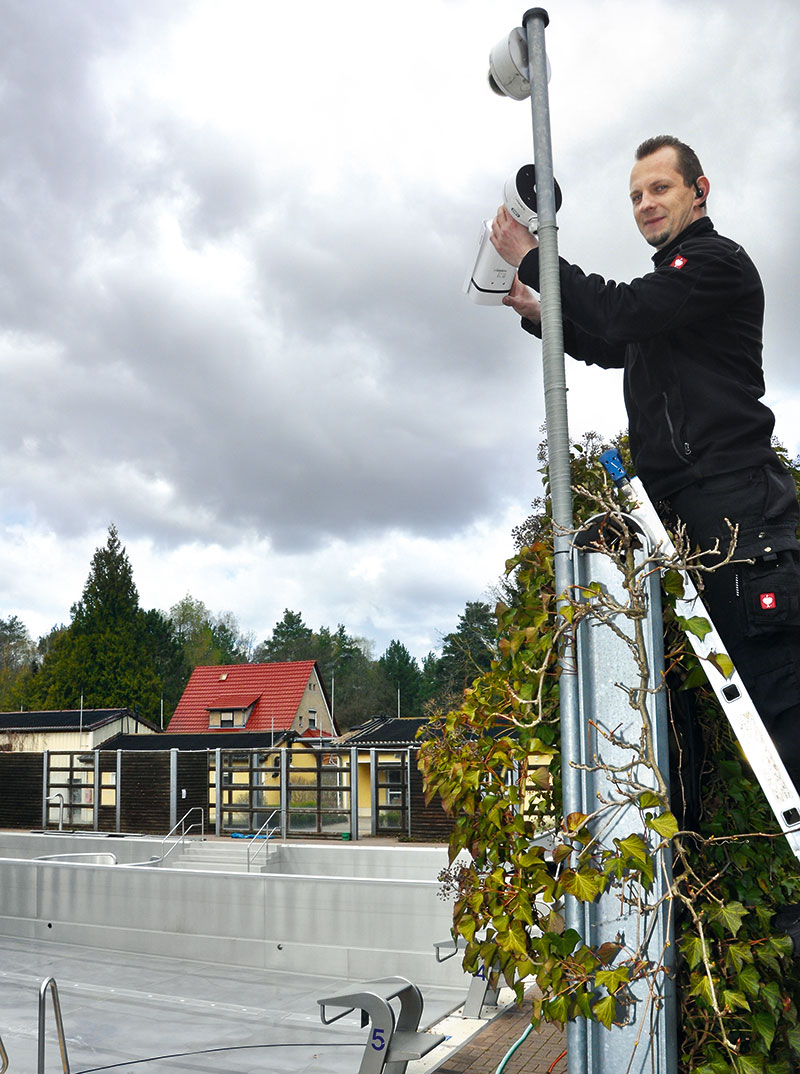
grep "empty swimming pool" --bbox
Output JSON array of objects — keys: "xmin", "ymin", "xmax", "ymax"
[{"xmin": 0, "ymin": 832, "xmax": 474, "ymax": 1071}]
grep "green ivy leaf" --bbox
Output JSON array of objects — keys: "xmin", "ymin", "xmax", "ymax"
[
  {"xmin": 545, "ymin": 993, "xmax": 570, "ymax": 1025},
  {"xmin": 752, "ymin": 1009, "xmax": 777, "ymax": 1051},
  {"xmin": 637, "ymin": 790, "xmax": 662, "ymax": 809},
  {"xmin": 680, "ymin": 934, "xmax": 709, "ymax": 970},
  {"xmin": 592, "ymin": 994, "xmax": 617, "ymax": 1030},
  {"xmin": 707, "ymin": 900, "xmax": 748, "ymax": 937},
  {"xmin": 724, "ymin": 941, "xmax": 754, "ymax": 973},
  {"xmin": 646, "ymin": 810, "xmax": 679, "ymax": 840},
  {"xmin": 678, "ymin": 614, "xmax": 712, "ymax": 640},
  {"xmin": 706, "ymin": 651, "xmax": 735, "ymax": 679},
  {"xmin": 663, "ymin": 569, "xmax": 686, "ymax": 598},
  {"xmin": 734, "ymin": 1053, "xmax": 765, "ymax": 1074},
  {"xmin": 615, "ymin": 832, "xmax": 650, "ymax": 867},
  {"xmin": 560, "ymin": 867, "xmax": 604, "ymax": 902},
  {"xmin": 786, "ymin": 1024, "xmax": 800, "ymax": 1057},
  {"xmin": 595, "ymin": 965, "xmax": 631, "ymax": 993},
  {"xmin": 689, "ymin": 973, "xmax": 717, "ymax": 1008},
  {"xmin": 722, "ymin": 989, "xmax": 750, "ymax": 1013},
  {"xmin": 737, "ymin": 964, "xmax": 761, "ymax": 998}
]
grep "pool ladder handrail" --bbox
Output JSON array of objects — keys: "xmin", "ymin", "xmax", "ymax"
[
  {"xmin": 160, "ymin": 807, "xmax": 205, "ymax": 863},
  {"xmin": 38, "ymin": 977, "xmax": 70, "ymax": 1073},
  {"xmin": 246, "ymin": 810, "xmax": 279, "ymax": 873},
  {"xmin": 45, "ymin": 793, "xmax": 65, "ymax": 832}
]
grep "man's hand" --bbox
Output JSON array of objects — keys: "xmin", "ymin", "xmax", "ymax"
[
  {"xmin": 489, "ymin": 204, "xmax": 538, "ymax": 267},
  {"xmin": 502, "ymin": 274, "xmax": 541, "ymax": 322}
]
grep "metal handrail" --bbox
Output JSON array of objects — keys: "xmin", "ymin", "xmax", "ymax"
[
  {"xmin": 45, "ymin": 793, "xmax": 65, "ymax": 832},
  {"xmin": 160, "ymin": 807, "xmax": 205, "ymax": 862},
  {"xmin": 35, "ymin": 852, "xmax": 118, "ymax": 865},
  {"xmin": 38, "ymin": 977, "xmax": 71, "ymax": 1073},
  {"xmin": 246, "ymin": 810, "xmax": 278, "ymax": 873}
]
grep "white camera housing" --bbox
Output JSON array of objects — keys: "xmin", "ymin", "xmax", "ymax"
[
  {"xmin": 488, "ymin": 27, "xmax": 551, "ymax": 100},
  {"xmin": 463, "ymin": 165, "xmax": 562, "ymax": 305}
]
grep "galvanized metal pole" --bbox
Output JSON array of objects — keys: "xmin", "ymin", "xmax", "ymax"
[{"xmin": 521, "ymin": 13, "xmax": 585, "ymax": 1071}]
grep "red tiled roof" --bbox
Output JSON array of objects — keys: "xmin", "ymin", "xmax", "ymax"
[
  {"xmin": 206, "ymin": 693, "xmax": 261, "ymax": 710},
  {"xmin": 167, "ymin": 661, "xmax": 320, "ymax": 734}
]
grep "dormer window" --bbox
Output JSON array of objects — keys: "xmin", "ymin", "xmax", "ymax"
[{"xmin": 206, "ymin": 692, "xmax": 260, "ymax": 729}]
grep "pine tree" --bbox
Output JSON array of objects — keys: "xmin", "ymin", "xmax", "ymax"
[
  {"xmin": 377, "ymin": 640, "xmax": 423, "ymax": 718},
  {"xmin": 434, "ymin": 601, "xmax": 497, "ymax": 706},
  {"xmin": 24, "ymin": 525, "xmax": 166, "ymax": 722}
]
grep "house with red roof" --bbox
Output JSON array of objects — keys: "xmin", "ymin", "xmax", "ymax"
[{"xmin": 166, "ymin": 660, "xmax": 336, "ymax": 739}]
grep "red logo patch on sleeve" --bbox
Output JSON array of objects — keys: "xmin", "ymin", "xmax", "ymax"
[
  {"xmin": 670, "ymin": 255, "xmax": 688, "ymax": 269},
  {"xmin": 760, "ymin": 592, "xmax": 777, "ymax": 610}
]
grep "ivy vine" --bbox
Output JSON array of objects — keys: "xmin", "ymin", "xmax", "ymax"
[{"xmin": 418, "ymin": 438, "xmax": 800, "ymax": 1073}]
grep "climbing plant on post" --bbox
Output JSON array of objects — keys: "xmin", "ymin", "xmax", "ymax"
[{"xmin": 418, "ymin": 442, "xmax": 800, "ymax": 1073}]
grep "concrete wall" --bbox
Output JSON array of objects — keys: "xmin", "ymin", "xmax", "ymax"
[
  {"xmin": 0, "ymin": 838, "xmax": 466, "ymax": 988},
  {"xmin": 0, "ymin": 832, "xmax": 170, "ymax": 864},
  {"xmin": 263, "ymin": 842, "xmax": 450, "ymax": 882}
]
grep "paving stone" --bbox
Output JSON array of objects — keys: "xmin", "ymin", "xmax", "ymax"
[{"xmin": 435, "ymin": 992, "xmax": 566, "ymax": 1074}]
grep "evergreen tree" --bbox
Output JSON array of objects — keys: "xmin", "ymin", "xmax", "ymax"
[
  {"xmin": 434, "ymin": 601, "xmax": 497, "ymax": 707},
  {"xmin": 0, "ymin": 614, "xmax": 36, "ymax": 709},
  {"xmin": 141, "ymin": 609, "xmax": 190, "ymax": 724},
  {"xmin": 419, "ymin": 651, "xmax": 440, "ymax": 713},
  {"xmin": 377, "ymin": 640, "xmax": 423, "ymax": 718},
  {"xmin": 255, "ymin": 609, "xmax": 314, "ymax": 662},
  {"xmin": 24, "ymin": 525, "xmax": 165, "ymax": 722}
]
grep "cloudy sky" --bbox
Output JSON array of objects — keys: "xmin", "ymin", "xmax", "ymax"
[{"xmin": 1, "ymin": 0, "xmax": 798, "ymax": 661}]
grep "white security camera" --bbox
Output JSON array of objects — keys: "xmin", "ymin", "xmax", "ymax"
[
  {"xmin": 463, "ymin": 165, "xmax": 562, "ymax": 305},
  {"xmin": 487, "ymin": 27, "xmax": 551, "ymax": 101}
]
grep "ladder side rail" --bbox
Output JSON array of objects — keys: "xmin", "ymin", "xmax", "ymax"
[
  {"xmin": 38, "ymin": 977, "xmax": 71, "ymax": 1074},
  {"xmin": 602, "ymin": 454, "xmax": 800, "ymax": 858}
]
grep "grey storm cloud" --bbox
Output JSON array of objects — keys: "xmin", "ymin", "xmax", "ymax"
[{"xmin": 1, "ymin": 0, "xmax": 799, "ymax": 652}]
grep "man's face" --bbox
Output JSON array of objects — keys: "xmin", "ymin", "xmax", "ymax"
[{"xmin": 629, "ymin": 146, "xmax": 700, "ymax": 250}]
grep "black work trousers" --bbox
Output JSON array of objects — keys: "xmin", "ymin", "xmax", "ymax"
[{"xmin": 661, "ymin": 462, "xmax": 800, "ymax": 791}]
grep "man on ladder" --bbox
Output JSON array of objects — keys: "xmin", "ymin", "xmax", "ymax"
[{"xmin": 490, "ymin": 134, "xmax": 800, "ymax": 793}]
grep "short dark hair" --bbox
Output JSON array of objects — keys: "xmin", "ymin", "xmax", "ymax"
[{"xmin": 635, "ymin": 135, "xmax": 704, "ymax": 188}]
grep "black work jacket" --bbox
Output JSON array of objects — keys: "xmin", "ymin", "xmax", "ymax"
[{"xmin": 518, "ymin": 217, "xmax": 776, "ymax": 500}]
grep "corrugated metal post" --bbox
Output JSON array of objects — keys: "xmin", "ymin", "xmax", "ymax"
[{"xmin": 572, "ymin": 522, "xmax": 677, "ymax": 1074}]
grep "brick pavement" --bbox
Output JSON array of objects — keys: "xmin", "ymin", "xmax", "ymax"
[{"xmin": 436, "ymin": 996, "xmax": 566, "ymax": 1074}]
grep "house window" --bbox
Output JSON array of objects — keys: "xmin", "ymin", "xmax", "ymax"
[
  {"xmin": 208, "ymin": 703, "xmax": 253, "ymax": 729},
  {"xmin": 386, "ymin": 768, "xmax": 403, "ymax": 806},
  {"xmin": 308, "ymin": 710, "xmax": 317, "ymax": 730}
]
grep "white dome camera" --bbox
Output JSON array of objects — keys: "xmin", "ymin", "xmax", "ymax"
[{"xmin": 488, "ymin": 26, "xmax": 551, "ymax": 101}]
